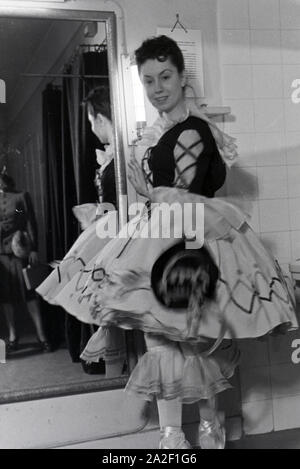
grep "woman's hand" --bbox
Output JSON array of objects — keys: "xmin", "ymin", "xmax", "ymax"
[
  {"xmin": 128, "ymin": 155, "xmax": 150, "ymax": 199},
  {"xmin": 28, "ymin": 251, "xmax": 39, "ymax": 266}
]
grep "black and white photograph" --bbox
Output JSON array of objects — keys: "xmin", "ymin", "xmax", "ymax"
[{"xmin": 0, "ymin": 0, "xmax": 300, "ymax": 452}]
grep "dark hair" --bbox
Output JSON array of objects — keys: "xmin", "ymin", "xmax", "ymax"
[
  {"xmin": 135, "ymin": 35, "xmax": 185, "ymax": 73},
  {"xmin": 83, "ymin": 86, "xmax": 111, "ymax": 121},
  {"xmin": 0, "ymin": 173, "xmax": 15, "ymax": 191},
  {"xmin": 151, "ymin": 243, "xmax": 219, "ymax": 309}
]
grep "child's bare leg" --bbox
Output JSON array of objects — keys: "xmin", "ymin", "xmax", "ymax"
[
  {"xmin": 144, "ymin": 333, "xmax": 190, "ymax": 449},
  {"xmin": 198, "ymin": 396, "xmax": 218, "ymax": 421},
  {"xmin": 179, "ymin": 342, "xmax": 226, "ymax": 449},
  {"xmin": 157, "ymin": 397, "xmax": 182, "ymax": 429}
]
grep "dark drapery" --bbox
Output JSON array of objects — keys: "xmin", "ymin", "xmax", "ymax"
[
  {"xmin": 42, "ymin": 85, "xmax": 68, "ymax": 347},
  {"xmin": 42, "ymin": 49, "xmax": 109, "ymax": 360},
  {"xmin": 44, "ymin": 50, "xmax": 109, "ymax": 256},
  {"xmin": 63, "ymin": 50, "xmax": 109, "ymax": 362},
  {"xmin": 43, "ymin": 85, "xmax": 65, "ymax": 260},
  {"xmin": 64, "ymin": 50, "xmax": 109, "ymax": 207}
]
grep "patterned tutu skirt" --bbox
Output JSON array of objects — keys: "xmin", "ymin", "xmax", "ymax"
[
  {"xmin": 36, "ymin": 188, "xmax": 298, "ymax": 401},
  {"xmin": 37, "ymin": 188, "xmax": 297, "ymax": 340},
  {"xmin": 36, "ymin": 212, "xmax": 117, "ymax": 303},
  {"xmin": 36, "ymin": 211, "xmax": 126, "ymax": 365}
]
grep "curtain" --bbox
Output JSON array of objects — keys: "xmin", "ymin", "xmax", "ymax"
[
  {"xmin": 41, "ymin": 84, "xmax": 66, "ymax": 346},
  {"xmin": 42, "ymin": 50, "xmax": 110, "ymax": 361},
  {"xmin": 63, "ymin": 50, "xmax": 109, "ymax": 362},
  {"xmin": 43, "ymin": 50, "xmax": 109, "ymax": 258},
  {"xmin": 64, "ymin": 50, "xmax": 109, "ymax": 207},
  {"xmin": 42, "ymin": 51, "xmax": 109, "ymax": 254}
]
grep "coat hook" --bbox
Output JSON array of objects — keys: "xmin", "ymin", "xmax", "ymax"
[{"xmin": 171, "ymin": 13, "xmax": 188, "ymax": 33}]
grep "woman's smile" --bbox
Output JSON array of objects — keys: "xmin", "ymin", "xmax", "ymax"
[{"xmin": 155, "ymin": 96, "xmax": 168, "ymax": 105}]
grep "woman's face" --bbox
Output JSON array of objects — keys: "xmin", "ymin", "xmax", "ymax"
[
  {"xmin": 87, "ymin": 109, "xmax": 110, "ymax": 144},
  {"xmin": 139, "ymin": 57, "xmax": 186, "ymax": 116}
]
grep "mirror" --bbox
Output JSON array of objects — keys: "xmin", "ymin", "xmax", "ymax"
[{"xmin": 0, "ymin": 6, "xmax": 131, "ymax": 404}]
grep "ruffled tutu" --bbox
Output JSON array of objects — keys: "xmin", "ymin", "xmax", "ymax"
[
  {"xmin": 125, "ymin": 339, "xmax": 240, "ymax": 403},
  {"xmin": 37, "ymin": 188, "xmax": 298, "ymax": 343}
]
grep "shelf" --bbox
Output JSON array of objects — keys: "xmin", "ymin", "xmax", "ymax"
[
  {"xmin": 185, "ymin": 97, "xmax": 231, "ymax": 116},
  {"xmin": 203, "ymin": 106, "xmax": 231, "ymax": 116}
]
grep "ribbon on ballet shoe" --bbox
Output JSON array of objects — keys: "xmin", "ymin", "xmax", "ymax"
[
  {"xmin": 198, "ymin": 417, "xmax": 226, "ymax": 450},
  {"xmin": 159, "ymin": 426, "xmax": 191, "ymax": 449}
]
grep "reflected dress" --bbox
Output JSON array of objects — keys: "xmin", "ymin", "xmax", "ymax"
[{"xmin": 37, "ymin": 157, "xmax": 126, "ymax": 366}]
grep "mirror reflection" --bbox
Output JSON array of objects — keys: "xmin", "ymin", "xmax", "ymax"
[{"xmin": 0, "ymin": 15, "xmax": 128, "ymax": 401}]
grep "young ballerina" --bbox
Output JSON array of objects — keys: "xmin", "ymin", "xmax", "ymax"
[
  {"xmin": 149, "ymin": 243, "xmax": 225, "ymax": 449},
  {"xmin": 37, "ymin": 36, "xmax": 298, "ymax": 449}
]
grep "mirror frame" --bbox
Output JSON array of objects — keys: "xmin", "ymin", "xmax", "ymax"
[{"xmin": 0, "ymin": 5, "xmax": 128, "ymax": 404}]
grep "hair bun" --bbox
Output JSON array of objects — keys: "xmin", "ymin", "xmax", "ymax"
[{"xmin": 151, "ymin": 242, "xmax": 219, "ymax": 309}]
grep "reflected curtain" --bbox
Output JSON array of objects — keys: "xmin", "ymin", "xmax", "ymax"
[
  {"xmin": 44, "ymin": 49, "xmax": 109, "ymax": 258},
  {"xmin": 63, "ymin": 50, "xmax": 109, "ymax": 362},
  {"xmin": 42, "ymin": 49, "xmax": 109, "ymax": 360},
  {"xmin": 64, "ymin": 50, "xmax": 109, "ymax": 207},
  {"xmin": 42, "ymin": 84, "xmax": 67, "ymax": 347}
]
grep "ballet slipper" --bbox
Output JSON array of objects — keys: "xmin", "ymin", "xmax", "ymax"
[
  {"xmin": 198, "ymin": 413, "xmax": 226, "ymax": 449},
  {"xmin": 159, "ymin": 426, "xmax": 191, "ymax": 449}
]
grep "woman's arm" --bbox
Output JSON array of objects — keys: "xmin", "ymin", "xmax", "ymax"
[
  {"xmin": 173, "ymin": 129, "xmax": 204, "ymax": 188},
  {"xmin": 175, "ymin": 127, "xmax": 226, "ymax": 196},
  {"xmin": 201, "ymin": 125, "xmax": 227, "ymax": 195}
]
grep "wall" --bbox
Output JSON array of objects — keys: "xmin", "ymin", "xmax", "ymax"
[
  {"xmin": 218, "ymin": 0, "xmax": 300, "ymax": 435},
  {"xmin": 121, "ymin": 0, "xmax": 221, "ymax": 104}
]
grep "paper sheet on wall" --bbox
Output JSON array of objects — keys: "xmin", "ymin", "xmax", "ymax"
[{"xmin": 157, "ymin": 27, "xmax": 205, "ymax": 98}]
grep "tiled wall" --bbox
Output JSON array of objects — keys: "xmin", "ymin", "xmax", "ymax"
[{"xmin": 218, "ymin": 0, "xmax": 300, "ymax": 435}]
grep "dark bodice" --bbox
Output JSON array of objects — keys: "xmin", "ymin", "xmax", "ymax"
[
  {"xmin": 94, "ymin": 159, "xmax": 116, "ymax": 207},
  {"xmin": 148, "ymin": 116, "xmax": 226, "ymax": 197}
]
